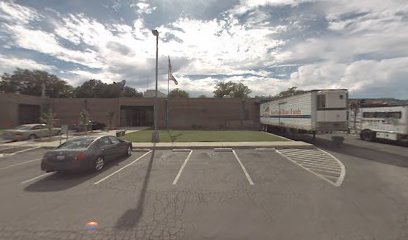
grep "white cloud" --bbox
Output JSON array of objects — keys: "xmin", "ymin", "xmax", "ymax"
[
  {"xmin": 160, "ymin": 17, "xmax": 285, "ymax": 75},
  {"xmin": 0, "ymin": 55, "xmax": 54, "ymax": 73},
  {"xmin": 231, "ymin": 0, "xmax": 315, "ymax": 14},
  {"xmin": 0, "ymin": 1, "xmax": 42, "ymax": 24},
  {"xmin": 136, "ymin": 2, "xmax": 156, "ymax": 14},
  {"xmin": 6, "ymin": 24, "xmax": 103, "ymax": 69},
  {"xmin": 0, "ymin": 0, "xmax": 407, "ymax": 99},
  {"xmin": 288, "ymin": 57, "xmax": 408, "ymax": 98}
]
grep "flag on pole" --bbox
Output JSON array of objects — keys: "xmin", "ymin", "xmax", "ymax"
[{"xmin": 168, "ymin": 56, "xmax": 178, "ymax": 85}]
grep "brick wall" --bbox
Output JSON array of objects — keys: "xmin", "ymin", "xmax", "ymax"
[
  {"xmin": 0, "ymin": 93, "xmax": 48, "ymax": 128},
  {"xmin": 0, "ymin": 93, "xmax": 260, "ymax": 129},
  {"xmin": 167, "ymin": 98, "xmax": 259, "ymax": 129}
]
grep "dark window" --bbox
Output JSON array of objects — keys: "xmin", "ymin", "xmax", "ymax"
[
  {"xmin": 363, "ymin": 111, "xmax": 402, "ymax": 119},
  {"xmin": 97, "ymin": 137, "xmax": 112, "ymax": 147},
  {"xmin": 58, "ymin": 138, "xmax": 95, "ymax": 149},
  {"xmin": 108, "ymin": 136, "xmax": 120, "ymax": 144},
  {"xmin": 317, "ymin": 95, "xmax": 326, "ymax": 108},
  {"xmin": 388, "ymin": 112, "xmax": 402, "ymax": 119},
  {"xmin": 339, "ymin": 95, "xmax": 344, "ymax": 99}
]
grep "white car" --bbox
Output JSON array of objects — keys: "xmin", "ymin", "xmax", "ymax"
[{"xmin": 2, "ymin": 124, "xmax": 61, "ymax": 141}]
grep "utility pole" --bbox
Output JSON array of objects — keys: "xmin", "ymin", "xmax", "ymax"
[{"xmin": 151, "ymin": 29, "xmax": 160, "ymax": 142}]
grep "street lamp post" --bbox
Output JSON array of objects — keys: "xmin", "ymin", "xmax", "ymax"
[{"xmin": 151, "ymin": 29, "xmax": 160, "ymax": 142}]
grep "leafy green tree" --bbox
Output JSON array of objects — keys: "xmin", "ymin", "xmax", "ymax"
[
  {"xmin": 74, "ymin": 79, "xmax": 106, "ymax": 98},
  {"xmin": 231, "ymin": 82, "xmax": 251, "ymax": 99},
  {"xmin": 79, "ymin": 109, "xmax": 91, "ymax": 133},
  {"xmin": 274, "ymin": 87, "xmax": 305, "ymax": 98},
  {"xmin": 121, "ymin": 86, "xmax": 143, "ymax": 97},
  {"xmin": 169, "ymin": 88, "xmax": 189, "ymax": 98},
  {"xmin": 213, "ymin": 81, "xmax": 235, "ymax": 98},
  {"xmin": 0, "ymin": 68, "xmax": 73, "ymax": 97},
  {"xmin": 40, "ymin": 108, "xmax": 58, "ymax": 137},
  {"xmin": 74, "ymin": 79, "xmax": 142, "ymax": 98},
  {"xmin": 213, "ymin": 81, "xmax": 251, "ymax": 98}
]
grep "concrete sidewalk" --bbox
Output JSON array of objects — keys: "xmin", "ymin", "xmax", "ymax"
[
  {"xmin": 0, "ymin": 129, "xmax": 141, "ymax": 149},
  {"xmin": 0, "ymin": 139, "xmax": 312, "ymax": 150},
  {"xmin": 0, "ymin": 128, "xmax": 313, "ymax": 150}
]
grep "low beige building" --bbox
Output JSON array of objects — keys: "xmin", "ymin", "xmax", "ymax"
[{"xmin": 0, "ymin": 93, "xmax": 260, "ymax": 129}]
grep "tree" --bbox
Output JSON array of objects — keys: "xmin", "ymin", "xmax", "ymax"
[
  {"xmin": 254, "ymin": 95, "xmax": 273, "ymax": 101},
  {"xmin": 231, "ymin": 82, "xmax": 251, "ymax": 99},
  {"xmin": 0, "ymin": 68, "xmax": 73, "ymax": 97},
  {"xmin": 198, "ymin": 94, "xmax": 207, "ymax": 98},
  {"xmin": 213, "ymin": 81, "xmax": 236, "ymax": 98},
  {"xmin": 121, "ymin": 86, "xmax": 143, "ymax": 97},
  {"xmin": 213, "ymin": 81, "xmax": 251, "ymax": 99},
  {"xmin": 274, "ymin": 87, "xmax": 305, "ymax": 99},
  {"xmin": 79, "ymin": 109, "xmax": 91, "ymax": 133},
  {"xmin": 74, "ymin": 79, "xmax": 106, "ymax": 98},
  {"xmin": 350, "ymin": 101, "xmax": 361, "ymax": 130},
  {"xmin": 40, "ymin": 108, "xmax": 58, "ymax": 137},
  {"xmin": 74, "ymin": 79, "xmax": 142, "ymax": 98},
  {"xmin": 169, "ymin": 88, "xmax": 189, "ymax": 98}
]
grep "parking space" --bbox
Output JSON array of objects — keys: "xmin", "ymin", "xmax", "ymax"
[
  {"xmin": 0, "ymin": 146, "xmax": 40, "ymax": 158},
  {"xmin": 0, "ymin": 146, "xmax": 407, "ymax": 239}
]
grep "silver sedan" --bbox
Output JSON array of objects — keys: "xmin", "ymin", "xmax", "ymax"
[{"xmin": 2, "ymin": 124, "xmax": 61, "ymax": 141}]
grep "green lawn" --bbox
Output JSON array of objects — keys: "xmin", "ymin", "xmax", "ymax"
[{"xmin": 122, "ymin": 130, "xmax": 288, "ymax": 142}]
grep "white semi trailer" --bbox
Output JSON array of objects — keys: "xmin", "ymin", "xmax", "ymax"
[
  {"xmin": 351, "ymin": 106, "xmax": 408, "ymax": 143},
  {"xmin": 260, "ymin": 89, "xmax": 349, "ymax": 140}
]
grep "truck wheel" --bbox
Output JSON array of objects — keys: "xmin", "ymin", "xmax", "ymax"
[{"xmin": 360, "ymin": 130, "xmax": 376, "ymax": 141}]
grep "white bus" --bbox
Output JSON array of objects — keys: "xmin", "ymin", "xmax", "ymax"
[{"xmin": 356, "ymin": 106, "xmax": 408, "ymax": 142}]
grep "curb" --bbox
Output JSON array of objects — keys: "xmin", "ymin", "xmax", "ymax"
[
  {"xmin": 19, "ymin": 141, "xmax": 315, "ymax": 151},
  {"xmin": 131, "ymin": 141, "xmax": 314, "ymax": 150}
]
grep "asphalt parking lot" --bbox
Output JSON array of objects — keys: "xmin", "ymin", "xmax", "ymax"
[{"xmin": 0, "ymin": 140, "xmax": 408, "ymax": 240}]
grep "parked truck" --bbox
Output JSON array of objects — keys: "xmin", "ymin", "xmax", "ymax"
[
  {"xmin": 350, "ymin": 105, "xmax": 408, "ymax": 143},
  {"xmin": 260, "ymin": 89, "xmax": 349, "ymax": 140}
]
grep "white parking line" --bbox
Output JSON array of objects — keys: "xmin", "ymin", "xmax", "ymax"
[
  {"xmin": 10, "ymin": 147, "xmax": 41, "ymax": 155},
  {"xmin": 232, "ymin": 150, "xmax": 254, "ymax": 185},
  {"xmin": 276, "ymin": 148, "xmax": 346, "ymax": 187},
  {"xmin": 0, "ymin": 158, "xmax": 41, "ymax": 171},
  {"xmin": 94, "ymin": 150, "xmax": 152, "ymax": 185},
  {"xmin": 0, "ymin": 147, "xmax": 20, "ymax": 152},
  {"xmin": 172, "ymin": 150, "xmax": 193, "ymax": 185},
  {"xmin": 21, "ymin": 172, "xmax": 53, "ymax": 184}
]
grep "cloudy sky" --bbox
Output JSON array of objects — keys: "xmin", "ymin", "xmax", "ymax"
[{"xmin": 0, "ymin": 0, "xmax": 407, "ymax": 98}]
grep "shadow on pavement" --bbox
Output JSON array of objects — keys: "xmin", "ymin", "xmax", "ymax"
[
  {"xmin": 24, "ymin": 155, "xmax": 132, "ymax": 192},
  {"xmin": 287, "ymin": 133, "xmax": 408, "ymax": 168},
  {"xmin": 114, "ymin": 148, "xmax": 155, "ymax": 230}
]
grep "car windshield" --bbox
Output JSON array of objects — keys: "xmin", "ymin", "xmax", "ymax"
[
  {"xmin": 14, "ymin": 125, "xmax": 33, "ymax": 130},
  {"xmin": 57, "ymin": 138, "xmax": 95, "ymax": 149}
]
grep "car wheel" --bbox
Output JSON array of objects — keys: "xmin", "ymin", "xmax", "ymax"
[
  {"xmin": 28, "ymin": 134, "xmax": 37, "ymax": 140},
  {"xmin": 127, "ymin": 146, "xmax": 132, "ymax": 156},
  {"xmin": 360, "ymin": 130, "xmax": 375, "ymax": 141},
  {"xmin": 95, "ymin": 157, "xmax": 104, "ymax": 172}
]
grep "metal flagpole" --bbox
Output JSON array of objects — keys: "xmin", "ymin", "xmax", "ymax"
[{"xmin": 167, "ymin": 56, "xmax": 170, "ymax": 129}]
